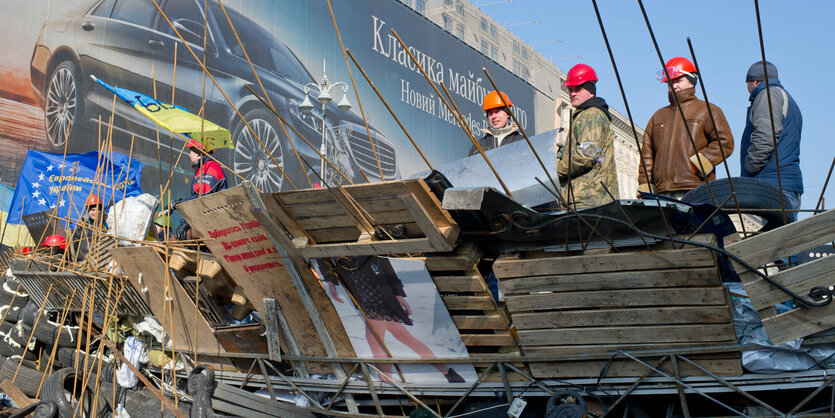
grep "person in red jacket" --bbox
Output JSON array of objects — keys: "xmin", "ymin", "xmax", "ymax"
[{"xmin": 174, "ymin": 139, "xmax": 228, "ymax": 240}]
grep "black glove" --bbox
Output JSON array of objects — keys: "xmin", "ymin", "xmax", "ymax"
[{"xmin": 175, "ymin": 222, "xmax": 191, "ymax": 241}]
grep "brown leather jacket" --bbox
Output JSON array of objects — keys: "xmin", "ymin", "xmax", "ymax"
[{"xmin": 638, "ymin": 88, "xmax": 734, "ymax": 193}]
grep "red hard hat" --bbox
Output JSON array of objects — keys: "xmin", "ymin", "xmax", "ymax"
[
  {"xmin": 20, "ymin": 247, "xmax": 32, "ymax": 255},
  {"xmin": 658, "ymin": 56, "xmax": 697, "ymax": 82},
  {"xmin": 186, "ymin": 139, "xmax": 206, "ymax": 150},
  {"xmin": 85, "ymin": 193, "xmax": 102, "ymax": 207},
  {"xmin": 41, "ymin": 234, "xmax": 66, "ymax": 250},
  {"xmin": 482, "ymin": 91, "xmax": 512, "ymax": 112},
  {"xmin": 563, "ymin": 64, "xmax": 598, "ymax": 87}
]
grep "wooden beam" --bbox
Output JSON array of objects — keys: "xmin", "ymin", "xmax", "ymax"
[
  {"xmin": 262, "ymin": 298, "xmax": 281, "ymax": 362},
  {"xmin": 505, "ymin": 287, "xmax": 728, "ymax": 312}
]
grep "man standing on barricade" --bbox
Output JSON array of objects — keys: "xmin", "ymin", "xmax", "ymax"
[
  {"xmin": 638, "ymin": 57, "xmax": 734, "ymax": 200},
  {"xmin": 558, "ymin": 64, "xmax": 619, "ymax": 208}
]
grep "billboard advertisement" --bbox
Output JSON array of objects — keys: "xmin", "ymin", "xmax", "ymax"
[{"xmin": 0, "ymin": 0, "xmax": 536, "ymax": 198}]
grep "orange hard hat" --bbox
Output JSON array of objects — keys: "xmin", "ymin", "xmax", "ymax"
[
  {"xmin": 186, "ymin": 139, "xmax": 206, "ymax": 150},
  {"xmin": 85, "ymin": 193, "xmax": 102, "ymax": 207},
  {"xmin": 658, "ymin": 57, "xmax": 697, "ymax": 82},
  {"xmin": 482, "ymin": 91, "xmax": 512, "ymax": 112},
  {"xmin": 41, "ymin": 234, "xmax": 66, "ymax": 250},
  {"xmin": 563, "ymin": 64, "xmax": 598, "ymax": 87}
]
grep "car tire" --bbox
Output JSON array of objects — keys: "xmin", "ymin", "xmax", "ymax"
[
  {"xmin": 20, "ymin": 301, "xmax": 42, "ymax": 326},
  {"xmin": 0, "ymin": 333, "xmax": 36, "ymax": 360},
  {"xmin": 0, "ymin": 305, "xmax": 21, "ymax": 323},
  {"xmin": 43, "ymin": 367, "xmax": 110, "ymax": 418},
  {"xmin": 9, "ymin": 322, "xmax": 33, "ymax": 347},
  {"xmin": 0, "ymin": 281, "xmax": 29, "ymax": 309},
  {"xmin": 34, "ymin": 318, "xmax": 79, "ymax": 347},
  {"xmin": 44, "ymin": 60, "xmax": 86, "ymax": 149},
  {"xmin": 232, "ymin": 108, "xmax": 290, "ymax": 192},
  {"xmin": 681, "ymin": 177, "xmax": 793, "ymax": 231},
  {"xmin": 0, "ymin": 355, "xmax": 45, "ymax": 397}
]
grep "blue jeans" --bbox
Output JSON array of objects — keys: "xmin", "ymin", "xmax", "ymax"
[{"xmin": 783, "ymin": 191, "xmax": 802, "ymax": 223}]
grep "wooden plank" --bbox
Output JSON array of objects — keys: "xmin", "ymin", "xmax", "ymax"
[
  {"xmin": 498, "ymin": 267, "xmax": 720, "ymax": 295},
  {"xmin": 759, "ymin": 302, "xmax": 835, "ymax": 345},
  {"xmin": 506, "ymin": 287, "xmax": 728, "ymax": 312},
  {"xmin": 517, "ymin": 323, "xmax": 735, "ymax": 346},
  {"xmin": 512, "ymin": 306, "xmax": 733, "ymax": 330},
  {"xmin": 441, "ymin": 295, "xmax": 496, "ymax": 311},
  {"xmin": 285, "ymin": 198, "xmax": 406, "ymax": 218},
  {"xmin": 493, "ymin": 247, "xmax": 716, "ymax": 278},
  {"xmin": 110, "ymin": 247, "xmax": 226, "ymax": 354},
  {"xmin": 403, "ymin": 179, "xmax": 457, "ymax": 232},
  {"xmin": 294, "ymin": 209, "xmax": 412, "ymax": 230},
  {"xmin": 434, "ymin": 275, "xmax": 489, "ymax": 293},
  {"xmin": 529, "ymin": 356, "xmax": 742, "ymax": 379},
  {"xmin": 214, "ymin": 383, "xmax": 315, "ymax": 417},
  {"xmin": 460, "ymin": 332, "xmax": 516, "ymax": 347},
  {"xmin": 262, "ymin": 298, "xmax": 281, "ymax": 362},
  {"xmin": 260, "ymin": 194, "xmax": 314, "ymax": 246},
  {"xmin": 0, "ymin": 379, "xmax": 33, "ymax": 408},
  {"xmin": 452, "ymin": 315, "xmax": 507, "ymax": 330},
  {"xmin": 296, "ymin": 237, "xmax": 441, "ymax": 258},
  {"xmin": 726, "ymin": 209, "xmax": 835, "ymax": 267},
  {"xmin": 307, "ymin": 223, "xmax": 423, "ymax": 243},
  {"xmin": 398, "ymin": 192, "xmax": 456, "ymax": 251},
  {"xmin": 743, "ymin": 255, "xmax": 835, "ymax": 310},
  {"xmin": 276, "ymin": 179, "xmax": 413, "ymax": 205}
]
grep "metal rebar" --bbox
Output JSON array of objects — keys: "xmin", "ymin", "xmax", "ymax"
[
  {"xmin": 753, "ymin": 0, "xmax": 788, "ymax": 225},
  {"xmin": 815, "ymin": 155, "xmax": 835, "ymax": 213}
]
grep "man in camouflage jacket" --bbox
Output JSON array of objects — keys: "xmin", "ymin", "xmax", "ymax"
[{"xmin": 558, "ymin": 64, "xmax": 619, "ymax": 209}]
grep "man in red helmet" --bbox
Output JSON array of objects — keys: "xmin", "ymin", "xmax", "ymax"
[
  {"xmin": 174, "ymin": 139, "xmax": 228, "ymax": 240},
  {"xmin": 638, "ymin": 57, "xmax": 734, "ymax": 199},
  {"xmin": 558, "ymin": 64, "xmax": 619, "ymax": 208},
  {"xmin": 469, "ymin": 91, "xmax": 524, "ymax": 156}
]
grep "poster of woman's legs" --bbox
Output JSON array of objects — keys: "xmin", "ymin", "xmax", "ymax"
[{"xmin": 316, "ymin": 256, "xmax": 477, "ymax": 384}]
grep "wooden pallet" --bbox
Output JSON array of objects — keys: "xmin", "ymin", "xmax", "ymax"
[
  {"xmin": 493, "ymin": 236, "xmax": 741, "ymax": 379},
  {"xmin": 726, "ymin": 209, "xmax": 835, "ymax": 345},
  {"xmin": 407, "ymin": 244, "xmax": 526, "ymax": 381},
  {"xmin": 260, "ymin": 179, "xmax": 459, "ymax": 258}
]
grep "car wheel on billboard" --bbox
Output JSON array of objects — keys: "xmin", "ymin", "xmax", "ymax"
[
  {"xmin": 44, "ymin": 60, "xmax": 85, "ymax": 149},
  {"xmin": 232, "ymin": 109, "xmax": 289, "ymax": 192}
]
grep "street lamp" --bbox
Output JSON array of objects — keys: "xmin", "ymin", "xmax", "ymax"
[{"xmin": 300, "ymin": 59, "xmax": 352, "ymax": 186}]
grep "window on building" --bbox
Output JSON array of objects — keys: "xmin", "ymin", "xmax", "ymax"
[
  {"xmin": 513, "ymin": 61, "xmax": 521, "ymax": 76},
  {"xmin": 491, "ymin": 46, "xmax": 498, "ymax": 60},
  {"xmin": 480, "ymin": 17, "xmax": 487, "ymax": 32},
  {"xmin": 490, "ymin": 24, "xmax": 497, "ymax": 38},
  {"xmin": 415, "ymin": 0, "xmax": 425, "ymax": 14},
  {"xmin": 513, "ymin": 40, "xmax": 520, "ymax": 54},
  {"xmin": 521, "ymin": 46, "xmax": 528, "ymax": 60},
  {"xmin": 456, "ymin": 1, "xmax": 464, "ymax": 15},
  {"xmin": 481, "ymin": 40, "xmax": 488, "ymax": 55},
  {"xmin": 442, "ymin": 14, "xmax": 452, "ymax": 32},
  {"xmin": 444, "ymin": 0, "xmax": 452, "ymax": 5},
  {"xmin": 522, "ymin": 66, "xmax": 531, "ymax": 81},
  {"xmin": 456, "ymin": 24, "xmax": 464, "ymax": 39}
]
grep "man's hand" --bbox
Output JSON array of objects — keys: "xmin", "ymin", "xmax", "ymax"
[{"xmin": 689, "ymin": 153, "xmax": 714, "ymax": 178}]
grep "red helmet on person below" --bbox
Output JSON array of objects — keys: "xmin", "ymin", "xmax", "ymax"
[
  {"xmin": 658, "ymin": 57, "xmax": 697, "ymax": 82},
  {"xmin": 20, "ymin": 247, "xmax": 32, "ymax": 256},
  {"xmin": 85, "ymin": 193, "xmax": 102, "ymax": 207},
  {"xmin": 482, "ymin": 91, "xmax": 512, "ymax": 112},
  {"xmin": 41, "ymin": 234, "xmax": 66, "ymax": 250},
  {"xmin": 563, "ymin": 64, "xmax": 598, "ymax": 87},
  {"xmin": 185, "ymin": 139, "xmax": 206, "ymax": 151}
]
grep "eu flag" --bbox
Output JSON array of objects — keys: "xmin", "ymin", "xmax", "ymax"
[{"xmin": 6, "ymin": 150, "xmax": 144, "ymax": 225}]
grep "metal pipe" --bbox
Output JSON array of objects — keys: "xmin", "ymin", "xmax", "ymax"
[
  {"xmin": 687, "ymin": 37, "xmax": 748, "ymax": 235},
  {"xmin": 390, "ymin": 29, "xmax": 513, "ymax": 197},
  {"xmin": 346, "ymin": 49, "xmax": 433, "ymax": 171},
  {"xmin": 753, "ymin": 0, "xmax": 788, "ymax": 225}
]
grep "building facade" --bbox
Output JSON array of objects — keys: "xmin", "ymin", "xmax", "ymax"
[{"xmin": 402, "ymin": 0, "xmax": 642, "ymax": 198}]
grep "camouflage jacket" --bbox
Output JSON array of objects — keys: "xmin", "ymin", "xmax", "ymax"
[{"xmin": 557, "ymin": 106, "xmax": 619, "ymax": 209}]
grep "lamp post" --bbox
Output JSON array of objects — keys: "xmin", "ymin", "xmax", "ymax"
[{"xmin": 299, "ymin": 59, "xmax": 352, "ymax": 186}]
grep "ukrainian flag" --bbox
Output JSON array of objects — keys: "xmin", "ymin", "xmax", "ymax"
[{"xmin": 92, "ymin": 75, "xmax": 232, "ymax": 151}]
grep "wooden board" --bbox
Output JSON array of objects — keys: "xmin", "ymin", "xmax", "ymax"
[
  {"xmin": 177, "ymin": 186, "xmax": 356, "ymax": 372},
  {"xmin": 498, "ymin": 267, "xmax": 720, "ymax": 295},
  {"xmin": 493, "ymin": 247, "xmax": 716, "ymax": 278},
  {"xmin": 260, "ymin": 179, "xmax": 459, "ymax": 257},
  {"xmin": 517, "ymin": 323, "xmax": 735, "ymax": 346},
  {"xmin": 505, "ymin": 287, "xmax": 728, "ymax": 312},
  {"xmin": 512, "ymin": 306, "xmax": 733, "ymax": 330},
  {"xmin": 725, "ymin": 210, "xmax": 835, "ymax": 344},
  {"xmin": 110, "ymin": 247, "xmax": 225, "ymax": 354}
]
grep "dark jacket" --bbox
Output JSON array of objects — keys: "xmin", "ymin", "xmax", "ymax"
[
  {"xmin": 468, "ymin": 123, "xmax": 524, "ymax": 156},
  {"xmin": 639, "ymin": 88, "xmax": 734, "ymax": 193},
  {"xmin": 740, "ymin": 79, "xmax": 803, "ymax": 194}
]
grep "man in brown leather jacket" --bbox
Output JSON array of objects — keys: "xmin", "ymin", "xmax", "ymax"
[{"xmin": 638, "ymin": 57, "xmax": 734, "ymax": 199}]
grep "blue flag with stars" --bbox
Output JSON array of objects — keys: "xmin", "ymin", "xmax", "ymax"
[{"xmin": 6, "ymin": 150, "xmax": 144, "ymax": 225}]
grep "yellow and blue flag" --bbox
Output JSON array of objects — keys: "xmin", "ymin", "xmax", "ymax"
[{"xmin": 92, "ymin": 75, "xmax": 232, "ymax": 151}]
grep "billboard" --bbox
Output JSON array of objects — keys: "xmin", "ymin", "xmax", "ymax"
[{"xmin": 0, "ymin": 0, "xmax": 536, "ymax": 198}]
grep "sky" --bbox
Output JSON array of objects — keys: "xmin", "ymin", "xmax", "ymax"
[{"xmin": 475, "ymin": 0, "xmax": 833, "ymax": 215}]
